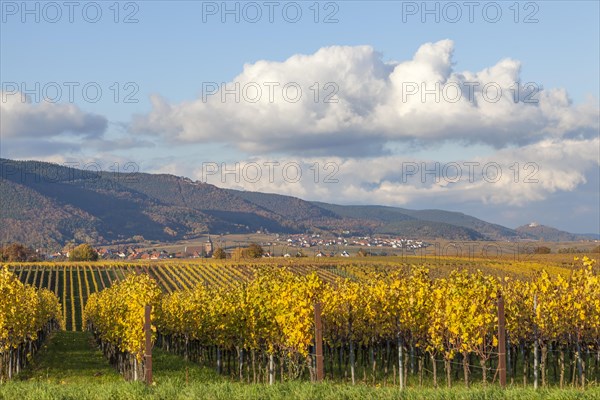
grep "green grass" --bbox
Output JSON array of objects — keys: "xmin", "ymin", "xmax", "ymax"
[
  {"xmin": 1, "ymin": 332, "xmax": 599, "ymax": 400},
  {"xmin": 3, "ymin": 379, "xmax": 599, "ymax": 400},
  {"xmin": 15, "ymin": 331, "xmax": 122, "ymax": 384}
]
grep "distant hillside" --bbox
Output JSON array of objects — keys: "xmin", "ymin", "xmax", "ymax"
[
  {"xmin": 515, "ymin": 223, "xmax": 595, "ymax": 242},
  {"xmin": 398, "ymin": 209, "xmax": 519, "ymax": 240},
  {"xmin": 1, "ymin": 158, "xmax": 582, "ymax": 249},
  {"xmin": 312, "ymin": 203, "xmax": 509, "ymax": 240}
]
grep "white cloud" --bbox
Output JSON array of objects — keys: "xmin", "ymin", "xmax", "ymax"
[
  {"xmin": 1, "ymin": 92, "xmax": 107, "ymax": 139},
  {"xmin": 171, "ymin": 137, "xmax": 599, "ymax": 209},
  {"xmin": 130, "ymin": 40, "xmax": 599, "ymax": 155}
]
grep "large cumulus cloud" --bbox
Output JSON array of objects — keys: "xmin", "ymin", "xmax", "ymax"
[{"xmin": 130, "ymin": 40, "xmax": 599, "ymax": 155}]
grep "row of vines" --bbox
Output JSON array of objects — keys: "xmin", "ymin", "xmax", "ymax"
[
  {"xmin": 0, "ymin": 267, "xmax": 63, "ymax": 382},
  {"xmin": 83, "ymin": 257, "xmax": 599, "ymax": 389}
]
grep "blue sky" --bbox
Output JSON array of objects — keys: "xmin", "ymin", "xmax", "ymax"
[{"xmin": 1, "ymin": 1, "xmax": 599, "ymax": 234}]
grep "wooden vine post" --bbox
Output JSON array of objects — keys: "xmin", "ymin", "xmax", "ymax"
[
  {"xmin": 144, "ymin": 304, "xmax": 153, "ymax": 385},
  {"xmin": 497, "ymin": 293, "xmax": 507, "ymax": 388},
  {"xmin": 314, "ymin": 302, "xmax": 324, "ymax": 382}
]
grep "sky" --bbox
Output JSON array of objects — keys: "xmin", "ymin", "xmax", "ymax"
[{"xmin": 1, "ymin": 0, "xmax": 599, "ymax": 234}]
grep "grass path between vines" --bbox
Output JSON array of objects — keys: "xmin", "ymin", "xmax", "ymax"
[
  {"xmin": 1, "ymin": 331, "xmax": 599, "ymax": 400},
  {"xmin": 17, "ymin": 331, "xmax": 121, "ymax": 384}
]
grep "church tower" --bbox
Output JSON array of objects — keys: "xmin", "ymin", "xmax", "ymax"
[{"xmin": 204, "ymin": 234, "xmax": 214, "ymax": 257}]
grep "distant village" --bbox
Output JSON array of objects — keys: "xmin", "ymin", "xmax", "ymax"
[
  {"xmin": 46, "ymin": 234, "xmax": 432, "ymax": 260},
  {"xmin": 275, "ymin": 233, "xmax": 430, "ymax": 251},
  {"xmin": 266, "ymin": 233, "xmax": 431, "ymax": 258}
]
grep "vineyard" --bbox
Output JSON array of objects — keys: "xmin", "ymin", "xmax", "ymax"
[
  {"xmin": 2, "ymin": 255, "xmax": 599, "ymax": 395},
  {"xmin": 5, "ymin": 256, "xmax": 577, "ymax": 332},
  {"xmin": 5, "ymin": 261, "xmax": 343, "ymax": 331}
]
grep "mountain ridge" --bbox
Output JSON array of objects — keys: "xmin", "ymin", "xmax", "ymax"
[
  {"xmin": 515, "ymin": 223, "xmax": 600, "ymax": 242},
  {"xmin": 0, "ymin": 158, "xmax": 594, "ymax": 249}
]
